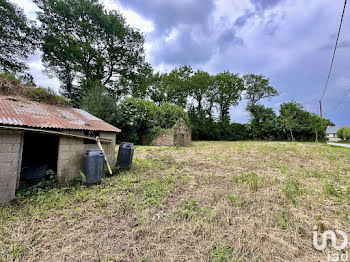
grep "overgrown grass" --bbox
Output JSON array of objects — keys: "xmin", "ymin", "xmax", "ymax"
[{"xmin": 1, "ymin": 141, "xmax": 350, "ymax": 261}]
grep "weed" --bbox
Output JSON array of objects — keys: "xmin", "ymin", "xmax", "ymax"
[
  {"xmin": 280, "ymin": 165, "xmax": 288, "ymax": 175},
  {"xmin": 277, "ymin": 209, "xmax": 293, "ymax": 229},
  {"xmin": 211, "ymin": 245, "xmax": 234, "ymax": 262},
  {"xmin": 232, "ymin": 172, "xmax": 259, "ymax": 191},
  {"xmin": 324, "ymin": 183, "xmax": 340, "ymax": 197},
  {"xmin": 179, "ymin": 199, "xmax": 199, "ymax": 220},
  {"xmin": 10, "ymin": 243, "xmax": 26, "ymax": 260},
  {"xmin": 143, "ymin": 178, "xmax": 168, "ymax": 205},
  {"xmin": 282, "ymin": 179, "xmax": 304, "ymax": 205}
]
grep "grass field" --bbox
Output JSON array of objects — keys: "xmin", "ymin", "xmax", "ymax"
[{"xmin": 1, "ymin": 141, "xmax": 350, "ymax": 261}]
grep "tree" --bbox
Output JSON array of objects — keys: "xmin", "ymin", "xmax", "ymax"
[
  {"xmin": 159, "ymin": 103, "xmax": 190, "ymax": 129},
  {"xmin": 337, "ymin": 127, "xmax": 350, "ymax": 140},
  {"xmin": 80, "ymin": 84, "xmax": 118, "ymax": 124},
  {"xmin": 279, "ymin": 102, "xmax": 330, "ymax": 141},
  {"xmin": 188, "ymin": 70, "xmax": 213, "ymax": 114},
  {"xmin": 35, "ymin": 0, "xmax": 146, "ymax": 106},
  {"xmin": 213, "ymin": 71, "xmax": 244, "ymax": 122},
  {"xmin": 243, "ymin": 73, "xmax": 278, "ymax": 106},
  {"xmin": 279, "ymin": 102, "xmax": 303, "ymax": 141},
  {"xmin": 114, "ymin": 98, "xmax": 162, "ymax": 143},
  {"xmin": 0, "ymin": 0, "xmax": 39, "ymax": 74},
  {"xmin": 161, "ymin": 65, "xmax": 193, "ymax": 108},
  {"xmin": 248, "ymin": 104, "xmax": 280, "ymax": 139}
]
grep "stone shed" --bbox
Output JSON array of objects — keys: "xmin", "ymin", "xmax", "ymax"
[
  {"xmin": 151, "ymin": 119, "xmax": 191, "ymax": 147},
  {"xmin": 0, "ymin": 95, "xmax": 120, "ymax": 203}
]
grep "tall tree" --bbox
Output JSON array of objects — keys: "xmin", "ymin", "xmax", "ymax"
[
  {"xmin": 243, "ymin": 73, "xmax": 278, "ymax": 106},
  {"xmin": 35, "ymin": 0, "xmax": 146, "ymax": 106},
  {"xmin": 213, "ymin": 71, "xmax": 244, "ymax": 121},
  {"xmin": 248, "ymin": 104, "xmax": 280, "ymax": 139},
  {"xmin": 162, "ymin": 65, "xmax": 193, "ymax": 108},
  {"xmin": 188, "ymin": 70, "xmax": 213, "ymax": 114},
  {"xmin": 0, "ymin": 0, "xmax": 38, "ymax": 74},
  {"xmin": 279, "ymin": 102, "xmax": 302, "ymax": 141}
]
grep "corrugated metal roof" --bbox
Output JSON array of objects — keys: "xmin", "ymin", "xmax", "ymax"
[
  {"xmin": 326, "ymin": 126, "xmax": 346, "ymax": 134},
  {"xmin": 0, "ymin": 96, "xmax": 120, "ymax": 132}
]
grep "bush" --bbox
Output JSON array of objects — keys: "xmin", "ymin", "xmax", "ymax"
[
  {"xmin": 81, "ymin": 85, "xmax": 117, "ymax": 124},
  {"xmin": 337, "ymin": 126, "xmax": 350, "ymax": 140},
  {"xmin": 160, "ymin": 102, "xmax": 190, "ymax": 128},
  {"xmin": 114, "ymin": 98, "xmax": 189, "ymax": 144}
]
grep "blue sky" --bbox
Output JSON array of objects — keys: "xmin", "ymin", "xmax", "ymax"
[{"xmin": 13, "ymin": 0, "xmax": 350, "ymax": 125}]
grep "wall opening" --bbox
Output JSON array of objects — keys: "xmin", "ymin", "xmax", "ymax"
[{"xmin": 20, "ymin": 132, "xmax": 59, "ymax": 181}]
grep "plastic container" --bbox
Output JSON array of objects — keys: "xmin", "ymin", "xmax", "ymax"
[
  {"xmin": 117, "ymin": 142, "xmax": 134, "ymax": 170},
  {"xmin": 82, "ymin": 149, "xmax": 105, "ymax": 184}
]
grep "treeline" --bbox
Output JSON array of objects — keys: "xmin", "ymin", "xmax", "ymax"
[{"xmin": 0, "ymin": 0, "xmax": 333, "ymax": 143}]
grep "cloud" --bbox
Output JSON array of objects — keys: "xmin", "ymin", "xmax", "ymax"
[
  {"xmin": 250, "ymin": 0, "xmax": 284, "ymax": 11},
  {"xmin": 7, "ymin": 0, "xmax": 350, "ymax": 125},
  {"xmin": 320, "ymin": 40, "xmax": 350, "ymax": 50}
]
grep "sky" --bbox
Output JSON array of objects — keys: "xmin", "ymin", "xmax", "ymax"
[{"xmin": 12, "ymin": 0, "xmax": 350, "ymax": 125}]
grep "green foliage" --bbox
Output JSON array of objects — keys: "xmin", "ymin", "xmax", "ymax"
[
  {"xmin": 114, "ymin": 98, "xmax": 162, "ymax": 144},
  {"xmin": 29, "ymin": 86, "xmax": 70, "ymax": 106},
  {"xmin": 324, "ymin": 183, "xmax": 340, "ymax": 197},
  {"xmin": 243, "ymin": 73, "xmax": 278, "ymax": 106},
  {"xmin": 0, "ymin": 0, "xmax": 39, "ymax": 74},
  {"xmin": 160, "ymin": 102, "xmax": 190, "ymax": 128},
  {"xmin": 179, "ymin": 199, "xmax": 199, "ymax": 221},
  {"xmin": 35, "ymin": 0, "xmax": 146, "ymax": 106},
  {"xmin": 81, "ymin": 85, "xmax": 118, "ymax": 124},
  {"xmin": 279, "ymin": 102, "xmax": 330, "ymax": 141},
  {"xmin": 145, "ymin": 126, "xmax": 166, "ymax": 145},
  {"xmin": 277, "ymin": 209, "xmax": 293, "ymax": 229},
  {"xmin": 337, "ymin": 126, "xmax": 350, "ymax": 140},
  {"xmin": 213, "ymin": 71, "xmax": 244, "ymax": 121},
  {"xmin": 211, "ymin": 245, "xmax": 234, "ymax": 262},
  {"xmin": 282, "ymin": 180, "xmax": 304, "ymax": 205},
  {"xmin": 16, "ymin": 170, "xmax": 59, "ymax": 199},
  {"xmin": 232, "ymin": 171, "xmax": 260, "ymax": 191},
  {"xmin": 247, "ymin": 104, "xmax": 281, "ymax": 139},
  {"xmin": 115, "ymin": 98, "xmax": 189, "ymax": 144},
  {"xmin": 0, "ymin": 72, "xmax": 21, "ymax": 84}
]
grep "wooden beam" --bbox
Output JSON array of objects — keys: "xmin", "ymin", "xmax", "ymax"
[{"xmin": 0, "ymin": 125, "xmax": 113, "ymax": 143}]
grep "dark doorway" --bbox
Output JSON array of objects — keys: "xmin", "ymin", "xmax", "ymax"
[{"xmin": 20, "ymin": 132, "xmax": 59, "ymax": 181}]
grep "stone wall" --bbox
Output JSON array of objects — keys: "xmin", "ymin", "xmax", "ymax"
[
  {"xmin": 57, "ymin": 131, "xmax": 116, "ymax": 182},
  {"xmin": 151, "ymin": 131, "xmax": 174, "ymax": 146},
  {"xmin": 174, "ymin": 119, "xmax": 191, "ymax": 146},
  {"xmin": 0, "ymin": 129, "xmax": 23, "ymax": 203},
  {"xmin": 150, "ymin": 119, "xmax": 192, "ymax": 147}
]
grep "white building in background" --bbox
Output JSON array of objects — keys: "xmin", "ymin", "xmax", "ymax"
[{"xmin": 326, "ymin": 126, "xmax": 346, "ymax": 142}]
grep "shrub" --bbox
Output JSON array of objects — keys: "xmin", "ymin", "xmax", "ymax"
[
  {"xmin": 337, "ymin": 126, "xmax": 350, "ymax": 140},
  {"xmin": 115, "ymin": 98, "xmax": 189, "ymax": 144}
]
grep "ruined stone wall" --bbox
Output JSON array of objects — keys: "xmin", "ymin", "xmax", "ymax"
[
  {"xmin": 0, "ymin": 129, "xmax": 23, "ymax": 203},
  {"xmin": 151, "ymin": 131, "xmax": 174, "ymax": 146},
  {"xmin": 57, "ymin": 131, "xmax": 116, "ymax": 182}
]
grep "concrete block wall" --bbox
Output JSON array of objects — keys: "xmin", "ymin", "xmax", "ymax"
[
  {"xmin": 0, "ymin": 129, "xmax": 23, "ymax": 203},
  {"xmin": 57, "ymin": 131, "xmax": 116, "ymax": 182}
]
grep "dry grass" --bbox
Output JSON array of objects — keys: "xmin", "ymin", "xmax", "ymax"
[{"xmin": 1, "ymin": 141, "xmax": 350, "ymax": 261}]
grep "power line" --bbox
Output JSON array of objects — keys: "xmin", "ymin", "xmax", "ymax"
[{"xmin": 319, "ymin": 0, "xmax": 347, "ymax": 104}]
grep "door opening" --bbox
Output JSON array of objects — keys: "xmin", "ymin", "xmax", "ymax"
[{"xmin": 20, "ymin": 132, "xmax": 59, "ymax": 181}]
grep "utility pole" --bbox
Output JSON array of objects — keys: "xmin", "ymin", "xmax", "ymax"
[{"xmin": 319, "ymin": 100, "xmax": 323, "ymax": 118}]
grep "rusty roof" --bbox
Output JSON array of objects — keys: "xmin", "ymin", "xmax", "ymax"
[{"xmin": 0, "ymin": 96, "xmax": 121, "ymax": 132}]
